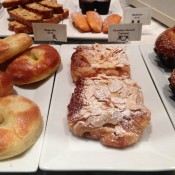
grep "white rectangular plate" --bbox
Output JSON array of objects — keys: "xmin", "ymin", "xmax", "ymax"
[
  {"xmin": 39, "ymin": 44, "xmax": 175, "ymax": 171},
  {"xmin": 140, "ymin": 44, "xmax": 175, "ymax": 127},
  {"xmin": 0, "ymin": 0, "xmax": 122, "ymax": 39},
  {"xmin": 0, "ymin": 45, "xmax": 60, "ymax": 172},
  {"xmin": 62, "ymin": 0, "xmax": 123, "ymax": 39}
]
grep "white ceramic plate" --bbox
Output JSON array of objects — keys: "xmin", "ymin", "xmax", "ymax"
[
  {"xmin": 0, "ymin": 45, "xmax": 60, "ymax": 172},
  {"xmin": 62, "ymin": 0, "xmax": 123, "ymax": 39},
  {"xmin": 39, "ymin": 44, "xmax": 175, "ymax": 171},
  {"xmin": 140, "ymin": 44, "xmax": 175, "ymax": 127}
]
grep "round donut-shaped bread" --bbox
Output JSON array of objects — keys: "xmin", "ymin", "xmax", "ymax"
[
  {"xmin": 6, "ymin": 44, "xmax": 61, "ymax": 85},
  {"xmin": 0, "ymin": 33, "xmax": 33, "ymax": 64},
  {"xmin": 154, "ymin": 27, "xmax": 175, "ymax": 69},
  {"xmin": 0, "ymin": 95, "xmax": 43, "ymax": 160},
  {"xmin": 0, "ymin": 71, "xmax": 13, "ymax": 97}
]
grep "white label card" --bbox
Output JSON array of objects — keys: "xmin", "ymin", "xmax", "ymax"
[
  {"xmin": 108, "ymin": 23, "xmax": 142, "ymax": 42},
  {"xmin": 123, "ymin": 7, "xmax": 152, "ymax": 25},
  {"xmin": 32, "ymin": 23, "xmax": 67, "ymax": 42}
]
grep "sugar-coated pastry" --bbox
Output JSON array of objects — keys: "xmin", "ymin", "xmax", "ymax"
[
  {"xmin": 86, "ymin": 11, "xmax": 103, "ymax": 33},
  {"xmin": 70, "ymin": 12, "xmax": 91, "ymax": 32},
  {"xmin": 71, "ymin": 43, "xmax": 130, "ymax": 83},
  {"xmin": 0, "ymin": 33, "xmax": 33, "ymax": 64},
  {"xmin": 67, "ymin": 75, "xmax": 151, "ymax": 148},
  {"xmin": 103, "ymin": 14, "xmax": 122, "ymax": 33},
  {"xmin": 154, "ymin": 26, "xmax": 175, "ymax": 69},
  {"xmin": 6, "ymin": 44, "xmax": 61, "ymax": 85},
  {"xmin": 0, "ymin": 95, "xmax": 43, "ymax": 160}
]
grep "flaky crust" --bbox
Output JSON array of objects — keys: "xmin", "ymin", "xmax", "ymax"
[
  {"xmin": 71, "ymin": 43, "xmax": 130, "ymax": 83},
  {"xmin": 6, "ymin": 44, "xmax": 61, "ymax": 85},
  {"xmin": 0, "ymin": 33, "xmax": 33, "ymax": 64},
  {"xmin": 0, "ymin": 71, "xmax": 13, "ymax": 97},
  {"xmin": 0, "ymin": 95, "xmax": 43, "ymax": 160},
  {"xmin": 67, "ymin": 75, "xmax": 151, "ymax": 148}
]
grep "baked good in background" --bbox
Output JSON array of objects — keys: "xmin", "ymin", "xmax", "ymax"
[
  {"xmin": 102, "ymin": 14, "xmax": 122, "ymax": 33},
  {"xmin": 0, "ymin": 33, "xmax": 33, "ymax": 64},
  {"xmin": 67, "ymin": 75, "xmax": 151, "ymax": 148},
  {"xmin": 79, "ymin": 0, "xmax": 111, "ymax": 15},
  {"xmin": 86, "ymin": 11, "xmax": 103, "ymax": 33},
  {"xmin": 70, "ymin": 12, "xmax": 91, "ymax": 32},
  {"xmin": 0, "ymin": 71, "xmax": 13, "ymax": 97},
  {"xmin": 0, "ymin": 95, "xmax": 43, "ymax": 160},
  {"xmin": 2, "ymin": 0, "xmax": 36, "ymax": 8},
  {"xmin": 2, "ymin": 0, "xmax": 69, "ymax": 34},
  {"xmin": 6, "ymin": 44, "xmax": 61, "ymax": 85},
  {"xmin": 71, "ymin": 43, "xmax": 130, "ymax": 83},
  {"xmin": 70, "ymin": 11, "xmax": 122, "ymax": 34},
  {"xmin": 154, "ymin": 27, "xmax": 175, "ymax": 69},
  {"xmin": 169, "ymin": 69, "xmax": 175, "ymax": 95}
]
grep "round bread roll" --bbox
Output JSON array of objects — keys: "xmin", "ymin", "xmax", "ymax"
[
  {"xmin": 0, "ymin": 95, "xmax": 43, "ymax": 160},
  {"xmin": 154, "ymin": 26, "xmax": 175, "ymax": 69},
  {"xmin": 0, "ymin": 71, "xmax": 13, "ymax": 97},
  {"xmin": 0, "ymin": 33, "xmax": 33, "ymax": 64},
  {"xmin": 6, "ymin": 44, "xmax": 61, "ymax": 85}
]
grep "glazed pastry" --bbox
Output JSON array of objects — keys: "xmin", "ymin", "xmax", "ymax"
[
  {"xmin": 103, "ymin": 14, "xmax": 122, "ymax": 33},
  {"xmin": 70, "ymin": 12, "xmax": 91, "ymax": 32},
  {"xmin": 6, "ymin": 44, "xmax": 61, "ymax": 85},
  {"xmin": 0, "ymin": 33, "xmax": 33, "ymax": 64},
  {"xmin": 154, "ymin": 26, "xmax": 175, "ymax": 69},
  {"xmin": 0, "ymin": 95, "xmax": 43, "ymax": 160},
  {"xmin": 67, "ymin": 75, "xmax": 151, "ymax": 148},
  {"xmin": 86, "ymin": 11, "xmax": 103, "ymax": 33}
]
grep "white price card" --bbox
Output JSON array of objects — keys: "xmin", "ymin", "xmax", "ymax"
[
  {"xmin": 32, "ymin": 23, "xmax": 67, "ymax": 42},
  {"xmin": 108, "ymin": 23, "xmax": 142, "ymax": 42},
  {"xmin": 123, "ymin": 7, "xmax": 152, "ymax": 25}
]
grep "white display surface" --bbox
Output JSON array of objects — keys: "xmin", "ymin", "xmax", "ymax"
[
  {"xmin": 140, "ymin": 44, "xmax": 175, "ymax": 128},
  {"xmin": 39, "ymin": 44, "xmax": 175, "ymax": 171},
  {"xmin": 0, "ymin": 45, "xmax": 60, "ymax": 173}
]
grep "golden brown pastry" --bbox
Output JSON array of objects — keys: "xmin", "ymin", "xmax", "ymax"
[
  {"xmin": 8, "ymin": 20, "xmax": 33, "ymax": 34},
  {"xmin": 103, "ymin": 14, "xmax": 122, "ymax": 33},
  {"xmin": 154, "ymin": 26, "xmax": 175, "ymax": 69},
  {"xmin": 0, "ymin": 95, "xmax": 43, "ymax": 160},
  {"xmin": 70, "ymin": 12, "xmax": 91, "ymax": 32},
  {"xmin": 71, "ymin": 43, "xmax": 130, "ymax": 83},
  {"xmin": 86, "ymin": 11, "xmax": 103, "ymax": 33},
  {"xmin": 67, "ymin": 75, "xmax": 151, "ymax": 148},
  {"xmin": 6, "ymin": 44, "xmax": 61, "ymax": 85},
  {"xmin": 0, "ymin": 71, "xmax": 13, "ymax": 97},
  {"xmin": 0, "ymin": 33, "xmax": 33, "ymax": 64}
]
